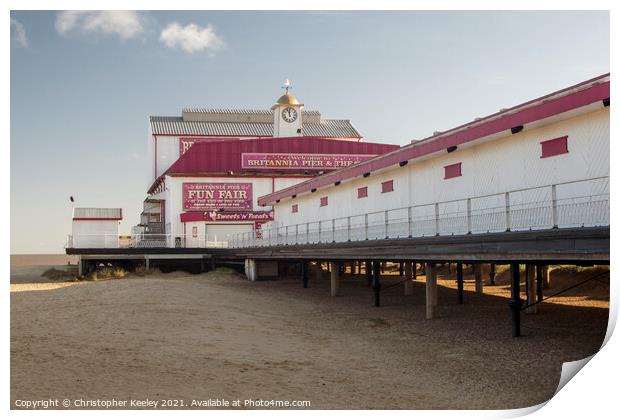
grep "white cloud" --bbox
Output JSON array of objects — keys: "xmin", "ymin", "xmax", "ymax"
[
  {"xmin": 11, "ymin": 19, "xmax": 28, "ymax": 48},
  {"xmin": 55, "ymin": 11, "xmax": 146, "ymax": 40},
  {"xmin": 159, "ymin": 22, "xmax": 224, "ymax": 54}
]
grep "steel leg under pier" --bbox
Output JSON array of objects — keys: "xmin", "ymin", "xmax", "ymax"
[
  {"xmin": 456, "ymin": 263, "xmax": 464, "ymax": 304},
  {"xmin": 372, "ymin": 261, "xmax": 381, "ymax": 307},
  {"xmin": 509, "ymin": 263, "xmax": 522, "ymax": 337}
]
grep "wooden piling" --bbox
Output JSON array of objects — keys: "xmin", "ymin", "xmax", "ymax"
[
  {"xmin": 526, "ymin": 264, "xmax": 536, "ymax": 314},
  {"xmin": 509, "ymin": 263, "xmax": 522, "ymax": 337},
  {"xmin": 404, "ymin": 262, "xmax": 413, "ymax": 296},
  {"xmin": 536, "ymin": 264, "xmax": 544, "ymax": 303},
  {"xmin": 372, "ymin": 261, "xmax": 381, "ymax": 307},
  {"xmin": 425, "ymin": 263, "xmax": 438, "ymax": 319},
  {"xmin": 366, "ymin": 260, "xmax": 373, "ymax": 287},
  {"xmin": 456, "ymin": 262, "xmax": 464, "ymax": 304},
  {"xmin": 489, "ymin": 263, "xmax": 496, "ymax": 286},
  {"xmin": 330, "ymin": 262, "xmax": 340, "ymax": 297},
  {"xmin": 474, "ymin": 264, "xmax": 483, "ymax": 293},
  {"xmin": 302, "ymin": 261, "xmax": 309, "ymax": 288}
]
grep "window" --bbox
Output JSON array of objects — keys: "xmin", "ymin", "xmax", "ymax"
[
  {"xmin": 381, "ymin": 180, "xmax": 394, "ymax": 193},
  {"xmin": 291, "ymin": 204, "xmax": 298, "ymax": 213},
  {"xmin": 541, "ymin": 136, "xmax": 568, "ymax": 158},
  {"xmin": 444, "ymin": 162, "xmax": 462, "ymax": 179},
  {"xmin": 320, "ymin": 196, "xmax": 328, "ymax": 207},
  {"xmin": 357, "ymin": 186, "xmax": 368, "ymax": 198}
]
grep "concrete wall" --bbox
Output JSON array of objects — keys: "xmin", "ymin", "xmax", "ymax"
[{"xmin": 272, "ymin": 107, "xmax": 609, "ymax": 229}]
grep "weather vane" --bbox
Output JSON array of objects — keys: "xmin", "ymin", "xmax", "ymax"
[{"xmin": 282, "ymin": 79, "xmax": 291, "ymax": 95}]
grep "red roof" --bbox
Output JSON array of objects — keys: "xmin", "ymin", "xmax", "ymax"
[
  {"xmin": 148, "ymin": 137, "xmax": 399, "ymax": 193},
  {"xmin": 165, "ymin": 137, "xmax": 399, "ymax": 175},
  {"xmin": 258, "ymin": 73, "xmax": 610, "ymax": 206}
]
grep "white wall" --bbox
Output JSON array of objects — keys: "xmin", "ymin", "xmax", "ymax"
[
  {"xmin": 148, "ymin": 127, "xmax": 155, "ymax": 184},
  {"xmin": 273, "ymin": 107, "xmax": 609, "ymax": 228},
  {"xmin": 154, "ymin": 136, "xmax": 182, "ymax": 180},
  {"xmin": 72, "ymin": 220, "xmax": 119, "ymax": 248}
]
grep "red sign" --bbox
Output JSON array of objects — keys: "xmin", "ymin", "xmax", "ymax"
[
  {"xmin": 180, "ymin": 210, "xmax": 274, "ymax": 223},
  {"xmin": 254, "ymin": 220, "xmax": 268, "ymax": 233},
  {"xmin": 179, "ymin": 137, "xmax": 240, "ymax": 155},
  {"xmin": 241, "ymin": 153, "xmax": 376, "ymax": 170},
  {"xmin": 183, "ymin": 183, "xmax": 252, "ymax": 211}
]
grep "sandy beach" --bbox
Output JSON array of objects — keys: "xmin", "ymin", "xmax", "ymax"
[{"xmin": 10, "ymin": 255, "xmax": 608, "ymax": 409}]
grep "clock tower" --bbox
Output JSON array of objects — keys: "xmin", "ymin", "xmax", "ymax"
[{"xmin": 271, "ymin": 79, "xmax": 304, "ymax": 137}]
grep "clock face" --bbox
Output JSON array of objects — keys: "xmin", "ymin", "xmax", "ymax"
[{"xmin": 282, "ymin": 107, "xmax": 298, "ymax": 123}]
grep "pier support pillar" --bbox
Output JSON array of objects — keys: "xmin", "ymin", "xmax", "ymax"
[
  {"xmin": 302, "ymin": 261, "xmax": 309, "ymax": 288},
  {"xmin": 404, "ymin": 262, "xmax": 413, "ymax": 296},
  {"xmin": 456, "ymin": 262, "xmax": 464, "ymax": 304},
  {"xmin": 489, "ymin": 263, "xmax": 496, "ymax": 286},
  {"xmin": 509, "ymin": 263, "xmax": 522, "ymax": 337},
  {"xmin": 542, "ymin": 265, "xmax": 550, "ymax": 289},
  {"xmin": 536, "ymin": 264, "xmax": 544, "ymax": 303},
  {"xmin": 526, "ymin": 264, "xmax": 536, "ymax": 314},
  {"xmin": 425, "ymin": 263, "xmax": 438, "ymax": 319},
  {"xmin": 245, "ymin": 260, "xmax": 277, "ymax": 281},
  {"xmin": 145, "ymin": 257, "xmax": 150, "ymax": 270},
  {"xmin": 78, "ymin": 257, "xmax": 85, "ymax": 277},
  {"xmin": 372, "ymin": 261, "xmax": 381, "ymax": 307},
  {"xmin": 315, "ymin": 262, "xmax": 323, "ymax": 282},
  {"xmin": 244, "ymin": 259, "xmax": 257, "ymax": 282},
  {"xmin": 330, "ymin": 262, "xmax": 340, "ymax": 297},
  {"xmin": 412, "ymin": 261, "xmax": 417, "ymax": 279},
  {"xmin": 474, "ymin": 264, "xmax": 483, "ymax": 293},
  {"xmin": 366, "ymin": 260, "xmax": 372, "ymax": 287}
]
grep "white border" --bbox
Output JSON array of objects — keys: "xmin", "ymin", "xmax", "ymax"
[{"xmin": 4, "ymin": 2, "xmax": 616, "ymax": 419}]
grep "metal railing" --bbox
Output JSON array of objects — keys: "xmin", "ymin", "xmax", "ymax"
[
  {"xmin": 230, "ymin": 177, "xmax": 610, "ymax": 248},
  {"xmin": 66, "ymin": 233, "xmax": 231, "ymax": 249}
]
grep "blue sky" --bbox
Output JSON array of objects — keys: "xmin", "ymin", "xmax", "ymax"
[{"xmin": 10, "ymin": 11, "xmax": 609, "ymax": 254}]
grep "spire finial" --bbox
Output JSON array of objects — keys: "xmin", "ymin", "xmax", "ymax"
[{"xmin": 283, "ymin": 78, "xmax": 291, "ymax": 95}]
